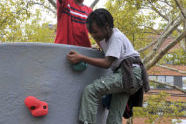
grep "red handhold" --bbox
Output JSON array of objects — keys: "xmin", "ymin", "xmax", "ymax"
[{"xmin": 24, "ymin": 96, "xmax": 48, "ymax": 117}]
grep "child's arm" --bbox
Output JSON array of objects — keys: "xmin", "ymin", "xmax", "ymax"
[
  {"xmin": 67, "ymin": 50, "xmax": 116, "ymax": 69},
  {"xmin": 58, "ymin": 0, "xmax": 62, "ymax": 4},
  {"xmin": 58, "ymin": 0, "xmax": 68, "ymax": 8}
]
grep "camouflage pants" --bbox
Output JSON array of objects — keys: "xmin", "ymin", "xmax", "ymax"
[{"xmin": 79, "ymin": 66, "xmax": 142, "ymax": 124}]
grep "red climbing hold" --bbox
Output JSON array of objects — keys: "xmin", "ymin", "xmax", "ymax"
[{"xmin": 24, "ymin": 96, "xmax": 48, "ymax": 117}]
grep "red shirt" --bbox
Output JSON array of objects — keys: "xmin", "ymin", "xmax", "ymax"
[{"xmin": 55, "ymin": 0, "xmax": 92, "ymax": 47}]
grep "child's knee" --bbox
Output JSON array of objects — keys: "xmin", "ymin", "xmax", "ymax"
[{"xmin": 83, "ymin": 84, "xmax": 101, "ymax": 99}]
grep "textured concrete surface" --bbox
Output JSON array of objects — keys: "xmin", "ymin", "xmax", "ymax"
[{"xmin": 0, "ymin": 43, "xmax": 110, "ymax": 124}]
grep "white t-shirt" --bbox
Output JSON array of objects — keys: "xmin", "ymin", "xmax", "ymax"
[{"xmin": 100, "ymin": 28, "xmax": 139, "ymax": 71}]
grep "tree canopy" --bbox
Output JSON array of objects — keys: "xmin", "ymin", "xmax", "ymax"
[{"xmin": 0, "ymin": 0, "xmax": 55, "ymax": 43}]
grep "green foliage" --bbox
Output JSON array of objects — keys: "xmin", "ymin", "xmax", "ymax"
[
  {"xmin": 134, "ymin": 92, "xmax": 185, "ymax": 124},
  {"xmin": 105, "ymin": 0, "xmax": 156, "ymax": 51},
  {"xmin": 0, "ymin": 0, "xmax": 31, "ymax": 42},
  {"xmin": 22, "ymin": 10, "xmax": 55, "ymax": 43},
  {"xmin": 0, "ymin": 0, "xmax": 55, "ymax": 43},
  {"xmin": 160, "ymin": 48, "xmax": 186, "ymax": 65}
]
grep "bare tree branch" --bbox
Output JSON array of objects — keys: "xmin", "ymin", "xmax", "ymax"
[
  {"xmin": 148, "ymin": 1, "xmax": 168, "ymax": 21},
  {"xmin": 90, "ymin": 0, "xmax": 100, "ymax": 9},
  {"xmin": 174, "ymin": 0, "xmax": 186, "ymax": 19},
  {"xmin": 146, "ymin": 30, "xmax": 186, "ymax": 70},
  {"xmin": 30, "ymin": 1, "xmax": 56, "ymax": 14},
  {"xmin": 138, "ymin": 16, "xmax": 181, "ymax": 53},
  {"xmin": 148, "ymin": 0, "xmax": 183, "ymax": 37},
  {"xmin": 143, "ymin": 17, "xmax": 182, "ymax": 64},
  {"xmin": 142, "ymin": 25, "xmax": 161, "ymax": 35},
  {"xmin": 45, "ymin": 0, "xmax": 100, "ymax": 13},
  {"xmin": 160, "ymin": 0, "xmax": 173, "ymax": 8},
  {"xmin": 47, "ymin": 0, "xmax": 56, "ymax": 9},
  {"xmin": 156, "ymin": 64, "xmax": 186, "ymax": 74},
  {"xmin": 150, "ymin": 79, "xmax": 186, "ymax": 93},
  {"xmin": 138, "ymin": 39, "xmax": 157, "ymax": 53}
]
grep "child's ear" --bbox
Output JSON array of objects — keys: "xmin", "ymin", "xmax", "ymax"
[{"xmin": 104, "ymin": 23, "xmax": 110, "ymax": 31}]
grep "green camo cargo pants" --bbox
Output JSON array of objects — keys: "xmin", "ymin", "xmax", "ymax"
[{"xmin": 79, "ymin": 66, "xmax": 142, "ymax": 124}]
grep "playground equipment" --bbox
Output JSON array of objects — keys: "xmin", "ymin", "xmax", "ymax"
[
  {"xmin": 0, "ymin": 43, "xmax": 110, "ymax": 124},
  {"xmin": 72, "ymin": 61, "xmax": 87, "ymax": 72},
  {"xmin": 24, "ymin": 96, "xmax": 48, "ymax": 117}
]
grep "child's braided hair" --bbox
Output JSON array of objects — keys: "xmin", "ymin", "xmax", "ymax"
[{"xmin": 86, "ymin": 8, "xmax": 114, "ymax": 33}]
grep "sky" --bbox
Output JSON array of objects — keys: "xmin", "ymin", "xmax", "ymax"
[{"xmin": 84, "ymin": 0, "xmax": 106, "ymax": 8}]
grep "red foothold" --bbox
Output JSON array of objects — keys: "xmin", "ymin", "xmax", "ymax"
[{"xmin": 24, "ymin": 96, "xmax": 48, "ymax": 117}]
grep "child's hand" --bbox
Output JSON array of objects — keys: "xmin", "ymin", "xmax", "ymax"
[{"xmin": 67, "ymin": 50, "xmax": 84, "ymax": 64}]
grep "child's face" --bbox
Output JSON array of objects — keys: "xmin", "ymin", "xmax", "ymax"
[{"xmin": 89, "ymin": 22, "xmax": 108, "ymax": 42}]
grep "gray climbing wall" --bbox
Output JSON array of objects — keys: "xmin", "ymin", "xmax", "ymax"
[{"xmin": 0, "ymin": 43, "xmax": 110, "ymax": 124}]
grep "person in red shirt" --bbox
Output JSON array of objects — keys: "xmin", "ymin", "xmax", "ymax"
[{"xmin": 55, "ymin": 0, "xmax": 92, "ymax": 47}]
